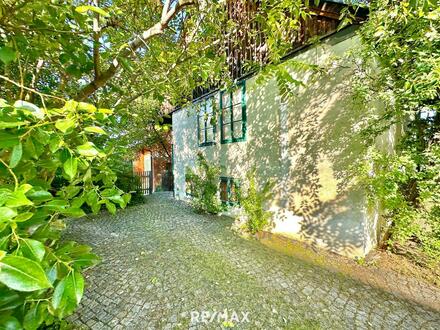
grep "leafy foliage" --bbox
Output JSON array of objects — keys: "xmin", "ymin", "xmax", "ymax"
[
  {"xmin": 115, "ymin": 171, "xmax": 144, "ymax": 206},
  {"xmin": 0, "ymin": 0, "xmax": 352, "ymax": 325},
  {"xmin": 238, "ymin": 169, "xmax": 274, "ymax": 235},
  {"xmin": 350, "ymin": 0, "xmax": 440, "ymax": 263},
  {"xmin": 257, "ymin": 0, "xmax": 316, "ymax": 63},
  {"xmin": 360, "ymin": 147, "xmax": 440, "ymax": 263},
  {"xmin": 0, "ymin": 99, "xmax": 129, "ymax": 327},
  {"xmin": 185, "ymin": 153, "xmax": 222, "ymax": 214}
]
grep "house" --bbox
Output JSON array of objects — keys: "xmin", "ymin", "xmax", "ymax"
[
  {"xmin": 132, "ymin": 131, "xmax": 174, "ymax": 194},
  {"xmin": 171, "ymin": 1, "xmax": 394, "ymax": 258}
]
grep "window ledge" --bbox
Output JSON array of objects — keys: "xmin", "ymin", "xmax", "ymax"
[{"xmin": 199, "ymin": 142, "xmax": 216, "ymax": 147}]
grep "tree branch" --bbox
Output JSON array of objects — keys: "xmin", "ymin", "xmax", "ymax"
[
  {"xmin": 151, "ymin": 123, "xmax": 171, "ymax": 159},
  {"xmin": 75, "ymin": 0, "xmax": 197, "ymax": 101},
  {"xmin": 92, "ymin": 0, "xmax": 101, "ymax": 81}
]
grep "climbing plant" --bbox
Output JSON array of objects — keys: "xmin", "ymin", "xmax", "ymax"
[
  {"xmin": 185, "ymin": 153, "xmax": 222, "ymax": 214},
  {"xmin": 349, "ymin": 0, "xmax": 440, "ymax": 263},
  {"xmin": 0, "ymin": 0, "xmax": 322, "ymax": 327},
  {"xmin": 238, "ymin": 169, "xmax": 274, "ymax": 235}
]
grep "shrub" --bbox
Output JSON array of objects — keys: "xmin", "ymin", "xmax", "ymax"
[
  {"xmin": 349, "ymin": 0, "xmax": 440, "ymax": 265},
  {"xmin": 0, "ymin": 99, "xmax": 130, "ymax": 327},
  {"xmin": 185, "ymin": 153, "xmax": 222, "ymax": 214},
  {"xmin": 239, "ymin": 169, "xmax": 274, "ymax": 234},
  {"xmin": 115, "ymin": 171, "xmax": 144, "ymax": 205},
  {"xmin": 360, "ymin": 146, "xmax": 440, "ymax": 264}
]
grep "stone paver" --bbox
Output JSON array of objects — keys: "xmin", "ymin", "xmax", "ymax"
[{"xmin": 64, "ymin": 193, "xmax": 440, "ymax": 329}]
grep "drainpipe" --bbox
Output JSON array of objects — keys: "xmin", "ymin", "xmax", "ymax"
[{"xmin": 150, "ymin": 153, "xmax": 154, "ymax": 194}]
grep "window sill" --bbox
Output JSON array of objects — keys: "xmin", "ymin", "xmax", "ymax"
[
  {"xmin": 220, "ymin": 137, "xmax": 246, "ymax": 144},
  {"xmin": 198, "ymin": 141, "xmax": 216, "ymax": 147}
]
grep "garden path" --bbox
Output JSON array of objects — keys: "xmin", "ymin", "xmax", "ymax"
[{"xmin": 64, "ymin": 193, "xmax": 440, "ymax": 329}]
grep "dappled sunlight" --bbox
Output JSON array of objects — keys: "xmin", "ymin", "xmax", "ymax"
[{"xmin": 172, "ymin": 28, "xmax": 399, "ymax": 258}]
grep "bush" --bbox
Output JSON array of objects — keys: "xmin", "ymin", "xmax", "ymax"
[
  {"xmin": 350, "ymin": 0, "xmax": 440, "ymax": 265},
  {"xmin": 0, "ymin": 99, "xmax": 130, "ymax": 327},
  {"xmin": 185, "ymin": 153, "xmax": 222, "ymax": 214},
  {"xmin": 115, "ymin": 171, "xmax": 144, "ymax": 205},
  {"xmin": 239, "ymin": 169, "xmax": 274, "ymax": 234},
  {"xmin": 361, "ymin": 146, "xmax": 440, "ymax": 264}
]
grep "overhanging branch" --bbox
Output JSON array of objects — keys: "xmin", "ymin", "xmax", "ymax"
[{"xmin": 75, "ymin": 0, "xmax": 197, "ymax": 101}]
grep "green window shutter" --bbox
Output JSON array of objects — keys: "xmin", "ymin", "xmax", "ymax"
[
  {"xmin": 198, "ymin": 97, "xmax": 216, "ymax": 147},
  {"xmin": 219, "ymin": 176, "xmax": 240, "ymax": 206},
  {"xmin": 220, "ymin": 80, "xmax": 246, "ymax": 144}
]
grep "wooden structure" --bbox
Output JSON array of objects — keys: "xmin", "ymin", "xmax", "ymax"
[
  {"xmin": 225, "ymin": 0, "xmax": 353, "ymax": 80},
  {"xmin": 133, "ymin": 148, "xmax": 173, "ymax": 194},
  {"xmin": 193, "ymin": 1, "xmax": 360, "ymax": 99}
]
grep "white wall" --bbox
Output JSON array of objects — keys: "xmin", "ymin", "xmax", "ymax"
[{"xmin": 172, "ymin": 27, "xmax": 392, "ymax": 258}]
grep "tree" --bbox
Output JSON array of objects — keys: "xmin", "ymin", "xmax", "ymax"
[
  {"xmin": 350, "ymin": 0, "xmax": 440, "ymax": 264},
  {"xmin": 0, "ymin": 0, "xmax": 321, "ymax": 326}
]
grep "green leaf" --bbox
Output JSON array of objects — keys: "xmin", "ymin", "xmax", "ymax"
[
  {"xmin": 13, "ymin": 212, "xmax": 33, "ymax": 222},
  {"xmin": 46, "ymin": 264, "xmax": 57, "ymax": 284},
  {"xmin": 0, "ymin": 189, "xmax": 13, "ymax": 207},
  {"xmin": 77, "ymin": 102, "xmax": 96, "ymax": 112},
  {"xmin": 0, "ymin": 132, "xmax": 19, "ymax": 148},
  {"xmin": 0, "ymin": 121, "xmax": 27, "ymax": 129},
  {"xmin": 17, "ymin": 184, "xmax": 32, "ymax": 194},
  {"xmin": 100, "ymin": 188, "xmax": 119, "ymax": 197},
  {"xmin": 0, "ymin": 47, "xmax": 17, "ymax": 65},
  {"xmin": 55, "ymin": 119, "xmax": 75, "ymax": 133},
  {"xmin": 0, "ymin": 207, "xmax": 17, "ymax": 222},
  {"xmin": 49, "ymin": 135, "xmax": 62, "ymax": 153},
  {"xmin": 75, "ymin": 5, "xmax": 110, "ymax": 17},
  {"xmin": 0, "ymin": 315, "xmax": 22, "ymax": 330},
  {"xmin": 27, "ymin": 190, "xmax": 53, "ymax": 202},
  {"xmin": 91, "ymin": 202, "xmax": 101, "ymax": 214},
  {"xmin": 63, "ymin": 157, "xmax": 78, "ymax": 181},
  {"xmin": 61, "ymin": 207, "xmax": 86, "ymax": 218},
  {"xmin": 5, "ymin": 191, "xmax": 33, "ymax": 208},
  {"xmin": 120, "ymin": 57, "xmax": 134, "ymax": 72},
  {"xmin": 23, "ymin": 302, "xmax": 48, "ymax": 330},
  {"xmin": 84, "ymin": 126, "xmax": 106, "ymax": 134},
  {"xmin": 51, "ymin": 270, "xmax": 84, "ymax": 318},
  {"xmin": 24, "ymin": 137, "xmax": 37, "ymax": 159},
  {"xmin": 0, "ymin": 255, "xmax": 52, "ymax": 292},
  {"xmin": 72, "ymin": 253, "xmax": 100, "ymax": 268},
  {"xmin": 0, "ymin": 238, "xmax": 9, "ymax": 251},
  {"xmin": 0, "ymin": 287, "xmax": 22, "ymax": 312},
  {"xmin": 37, "ymin": 159, "xmax": 59, "ymax": 170},
  {"xmin": 76, "ymin": 142, "xmax": 99, "ymax": 157},
  {"xmin": 20, "ymin": 239, "xmax": 46, "ymax": 262},
  {"xmin": 71, "ymin": 196, "xmax": 85, "ymax": 208},
  {"xmin": 98, "ymin": 108, "xmax": 113, "ymax": 114},
  {"xmin": 65, "ymin": 186, "xmax": 81, "ymax": 199},
  {"xmin": 107, "ymin": 195, "xmax": 124, "ymax": 207},
  {"xmin": 9, "ymin": 142, "xmax": 22, "ymax": 168},
  {"xmin": 13, "ymin": 101, "xmax": 44, "ymax": 119},
  {"xmin": 42, "ymin": 200, "xmax": 68, "ymax": 212},
  {"xmin": 62, "ymin": 100, "xmax": 78, "ymax": 112},
  {"xmin": 105, "ymin": 201, "xmax": 116, "ymax": 215}
]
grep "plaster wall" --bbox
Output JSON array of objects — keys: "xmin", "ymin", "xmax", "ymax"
[{"xmin": 172, "ymin": 27, "xmax": 394, "ymax": 257}]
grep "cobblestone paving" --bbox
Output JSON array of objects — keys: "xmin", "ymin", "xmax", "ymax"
[{"xmin": 64, "ymin": 193, "xmax": 440, "ymax": 329}]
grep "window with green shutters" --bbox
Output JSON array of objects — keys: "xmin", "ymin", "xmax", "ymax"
[
  {"xmin": 220, "ymin": 177, "xmax": 239, "ymax": 205},
  {"xmin": 220, "ymin": 81, "xmax": 246, "ymax": 144},
  {"xmin": 197, "ymin": 97, "xmax": 216, "ymax": 147}
]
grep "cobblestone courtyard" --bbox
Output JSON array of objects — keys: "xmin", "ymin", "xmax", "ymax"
[{"xmin": 64, "ymin": 194, "xmax": 440, "ymax": 329}]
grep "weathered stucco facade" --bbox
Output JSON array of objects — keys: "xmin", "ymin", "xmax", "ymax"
[{"xmin": 172, "ymin": 27, "xmax": 392, "ymax": 258}]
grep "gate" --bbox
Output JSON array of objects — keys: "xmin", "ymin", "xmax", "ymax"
[
  {"xmin": 135, "ymin": 171, "xmax": 153, "ymax": 195},
  {"xmin": 161, "ymin": 169, "xmax": 174, "ymax": 192}
]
